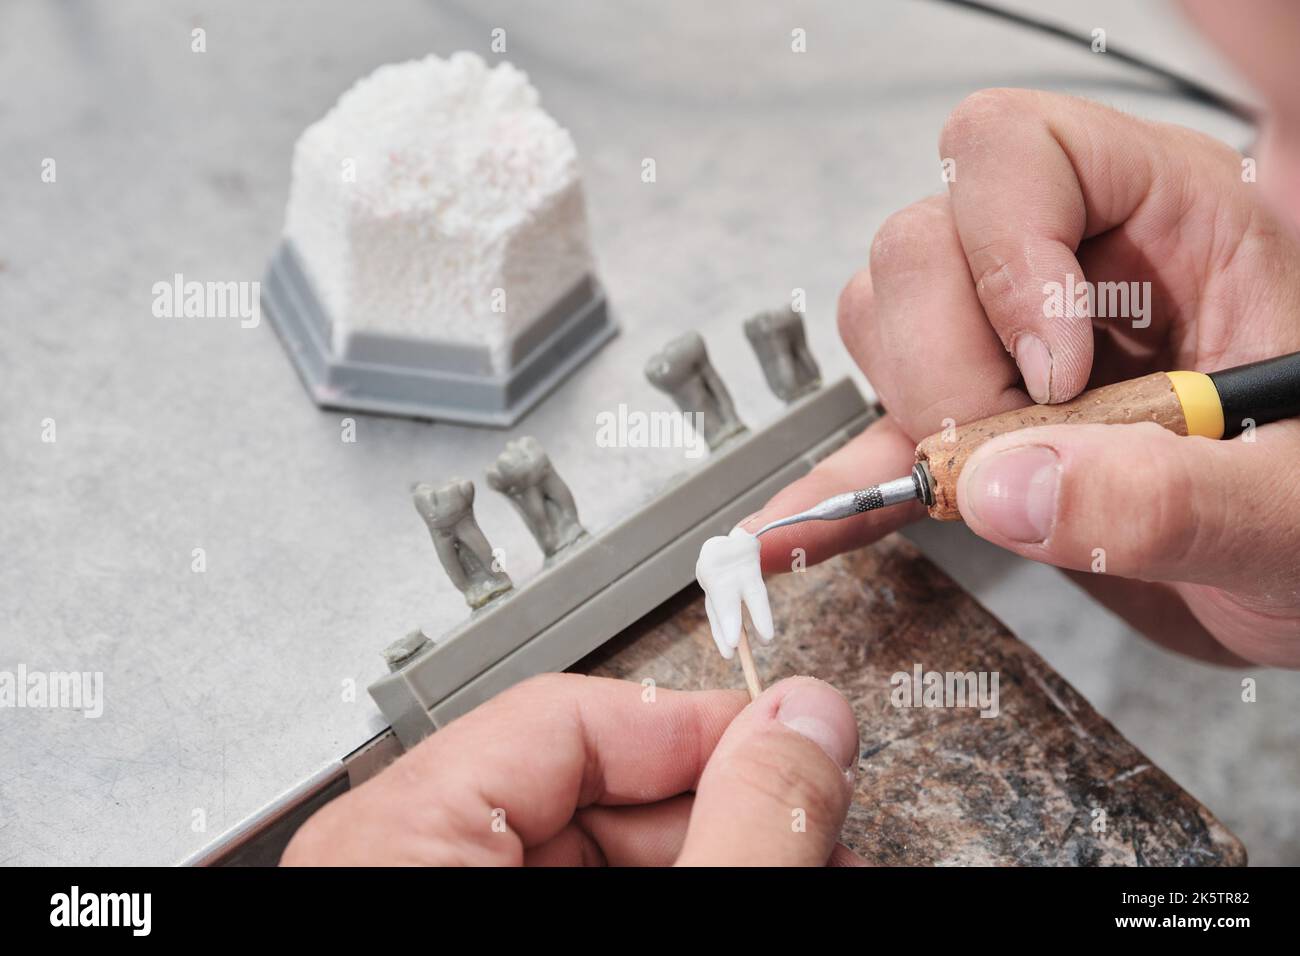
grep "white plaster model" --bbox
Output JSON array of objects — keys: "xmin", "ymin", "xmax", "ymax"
[
  {"xmin": 284, "ymin": 51, "xmax": 594, "ymax": 371},
  {"xmin": 695, "ymin": 528, "xmax": 774, "ymax": 660}
]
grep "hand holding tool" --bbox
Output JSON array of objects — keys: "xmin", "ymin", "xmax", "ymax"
[{"xmin": 757, "ymin": 351, "xmax": 1300, "ymax": 535}]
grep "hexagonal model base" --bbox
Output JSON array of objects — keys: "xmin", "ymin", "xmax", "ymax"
[{"xmin": 262, "ymin": 241, "xmax": 617, "ymax": 427}]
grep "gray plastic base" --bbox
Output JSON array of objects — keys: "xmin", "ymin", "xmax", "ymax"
[
  {"xmin": 262, "ymin": 241, "xmax": 618, "ymax": 426},
  {"xmin": 369, "ymin": 377, "xmax": 878, "ymax": 748}
]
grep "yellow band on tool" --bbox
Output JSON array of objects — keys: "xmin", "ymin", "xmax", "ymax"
[{"xmin": 1166, "ymin": 371, "xmax": 1225, "ymax": 439}]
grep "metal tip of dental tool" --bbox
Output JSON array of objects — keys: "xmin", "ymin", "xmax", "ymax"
[{"xmin": 753, "ymin": 462, "xmax": 934, "ymax": 537}]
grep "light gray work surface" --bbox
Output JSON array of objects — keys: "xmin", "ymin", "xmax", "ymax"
[{"xmin": 4, "ymin": 0, "xmax": 1295, "ymax": 866}]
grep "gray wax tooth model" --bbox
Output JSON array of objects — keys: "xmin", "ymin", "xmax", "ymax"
[
  {"xmin": 644, "ymin": 331, "xmax": 746, "ymax": 450},
  {"xmin": 744, "ymin": 308, "xmax": 822, "ymax": 402},
  {"xmin": 412, "ymin": 479, "xmax": 513, "ymax": 610},
  {"xmin": 486, "ymin": 436, "xmax": 586, "ymax": 558}
]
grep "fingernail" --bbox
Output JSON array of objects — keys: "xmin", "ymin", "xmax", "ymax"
[
  {"xmin": 777, "ymin": 681, "xmax": 859, "ymax": 774},
  {"xmin": 736, "ymin": 511, "xmax": 765, "ymax": 533},
  {"xmin": 1014, "ymin": 333, "xmax": 1053, "ymax": 404},
  {"xmin": 965, "ymin": 445, "xmax": 1060, "ymax": 543}
]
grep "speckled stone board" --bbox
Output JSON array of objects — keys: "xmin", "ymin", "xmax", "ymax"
[{"xmin": 577, "ymin": 535, "xmax": 1246, "ymax": 866}]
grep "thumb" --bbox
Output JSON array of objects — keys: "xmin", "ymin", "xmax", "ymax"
[
  {"xmin": 955, "ymin": 420, "xmax": 1300, "ymax": 593},
  {"xmin": 676, "ymin": 677, "xmax": 858, "ymax": 866}
]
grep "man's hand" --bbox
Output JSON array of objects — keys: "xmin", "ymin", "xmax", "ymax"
[
  {"xmin": 282, "ymin": 673, "xmax": 860, "ymax": 866},
  {"xmin": 743, "ymin": 89, "xmax": 1300, "ymax": 667}
]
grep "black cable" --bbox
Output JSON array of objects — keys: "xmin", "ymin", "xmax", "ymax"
[{"xmin": 925, "ymin": 0, "xmax": 1257, "ymax": 124}]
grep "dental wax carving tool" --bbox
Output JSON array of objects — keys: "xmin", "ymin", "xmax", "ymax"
[
  {"xmin": 754, "ymin": 352, "xmax": 1300, "ymax": 534},
  {"xmin": 695, "ymin": 528, "xmax": 773, "ymax": 699}
]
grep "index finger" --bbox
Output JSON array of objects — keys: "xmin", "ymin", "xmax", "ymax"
[{"xmin": 940, "ymin": 88, "xmax": 1162, "ymax": 403}]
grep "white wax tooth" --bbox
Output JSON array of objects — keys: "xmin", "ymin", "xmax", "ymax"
[{"xmin": 695, "ymin": 528, "xmax": 772, "ymax": 659}]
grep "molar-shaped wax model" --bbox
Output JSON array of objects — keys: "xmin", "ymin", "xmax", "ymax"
[
  {"xmin": 645, "ymin": 332, "xmax": 746, "ymax": 450},
  {"xmin": 486, "ymin": 436, "xmax": 586, "ymax": 558},
  {"xmin": 744, "ymin": 307, "xmax": 822, "ymax": 402},
  {"xmin": 695, "ymin": 528, "xmax": 774, "ymax": 660},
  {"xmin": 413, "ymin": 479, "xmax": 513, "ymax": 610}
]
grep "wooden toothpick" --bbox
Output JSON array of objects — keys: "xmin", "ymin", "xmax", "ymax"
[{"xmin": 737, "ymin": 629, "xmax": 764, "ymax": 701}]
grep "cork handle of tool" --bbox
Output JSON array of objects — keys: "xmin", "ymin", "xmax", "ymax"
[{"xmin": 915, "ymin": 372, "xmax": 1189, "ymax": 521}]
